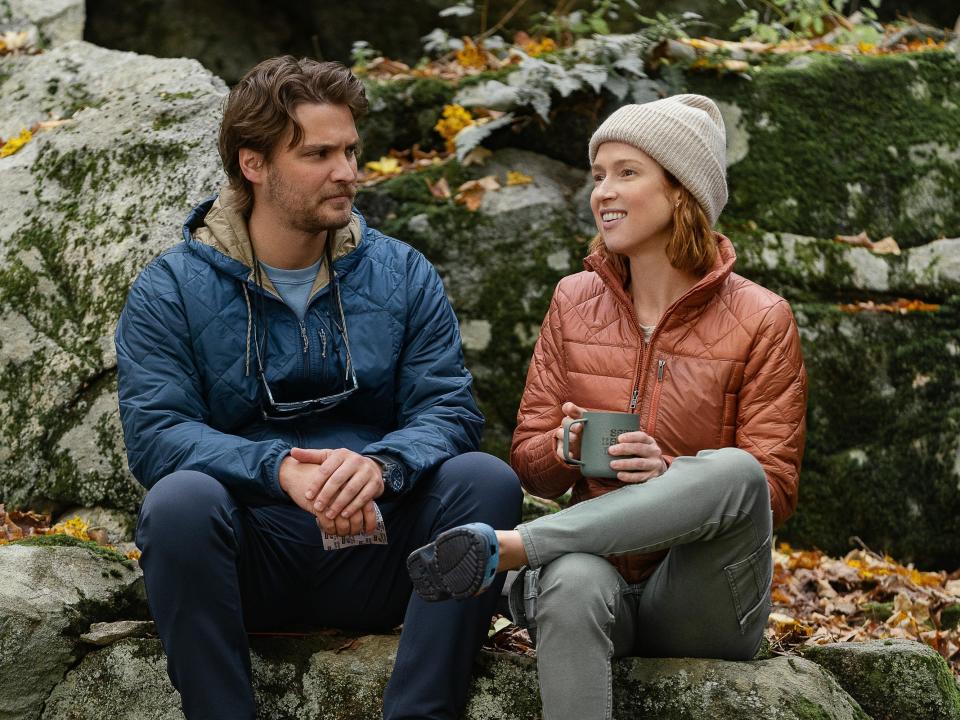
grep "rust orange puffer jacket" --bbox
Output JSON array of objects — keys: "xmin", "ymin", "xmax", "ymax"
[{"xmin": 511, "ymin": 235, "xmax": 808, "ymax": 583}]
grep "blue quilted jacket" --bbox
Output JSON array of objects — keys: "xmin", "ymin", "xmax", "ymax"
[{"xmin": 115, "ymin": 193, "xmax": 483, "ymax": 503}]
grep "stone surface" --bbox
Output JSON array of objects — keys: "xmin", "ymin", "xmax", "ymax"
[
  {"xmin": 42, "ymin": 636, "xmax": 878, "ymax": 720},
  {"xmin": 684, "ymin": 51, "xmax": 960, "ymax": 246},
  {"xmin": 0, "ymin": 0, "xmax": 84, "ymax": 48},
  {"xmin": 802, "ymin": 639, "xmax": 960, "ymax": 720},
  {"xmin": 0, "ymin": 41, "xmax": 227, "ymax": 513},
  {"xmin": 80, "ymin": 619, "xmax": 155, "ymax": 646},
  {"xmin": 613, "ymin": 655, "xmax": 868, "ymax": 719},
  {"xmin": 0, "ymin": 541, "xmax": 146, "ymax": 720},
  {"xmin": 733, "ymin": 231, "xmax": 960, "ymax": 298}
]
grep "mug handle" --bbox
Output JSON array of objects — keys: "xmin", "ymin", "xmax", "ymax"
[{"xmin": 562, "ymin": 418, "xmax": 587, "ymax": 465}]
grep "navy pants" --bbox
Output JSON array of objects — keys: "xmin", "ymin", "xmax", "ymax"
[{"xmin": 135, "ymin": 452, "xmax": 521, "ymax": 720}]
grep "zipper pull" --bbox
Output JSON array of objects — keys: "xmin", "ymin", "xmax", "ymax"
[
  {"xmin": 629, "ymin": 388, "xmax": 640, "ymax": 411},
  {"xmin": 657, "ymin": 359, "xmax": 666, "ymax": 381},
  {"xmin": 299, "ymin": 324, "xmax": 309, "ymax": 353},
  {"xmin": 318, "ymin": 327, "xmax": 327, "ymax": 358}
]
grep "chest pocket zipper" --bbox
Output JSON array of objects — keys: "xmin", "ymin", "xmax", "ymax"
[{"xmin": 645, "ymin": 359, "xmax": 667, "ymax": 435}]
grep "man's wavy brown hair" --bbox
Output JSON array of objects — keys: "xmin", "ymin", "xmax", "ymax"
[
  {"xmin": 589, "ymin": 171, "xmax": 717, "ymax": 280},
  {"xmin": 218, "ymin": 56, "xmax": 368, "ymax": 215}
]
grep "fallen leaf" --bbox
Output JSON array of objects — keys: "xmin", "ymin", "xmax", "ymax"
[
  {"xmin": 462, "ymin": 147, "xmax": 492, "ymax": 167},
  {"xmin": 364, "ymin": 157, "xmax": 402, "ymax": 176},
  {"xmin": 454, "ymin": 175, "xmax": 501, "ymax": 211},
  {"xmin": 488, "ymin": 615, "xmax": 512, "ymax": 637},
  {"xmin": 426, "ymin": 176, "xmax": 451, "ymax": 199},
  {"xmin": 871, "ymin": 236, "xmax": 901, "ymax": 255},
  {"xmin": 0, "ymin": 128, "xmax": 33, "ymax": 158},
  {"xmin": 834, "ymin": 231, "xmax": 900, "ymax": 255},
  {"xmin": 506, "ymin": 170, "xmax": 533, "ymax": 186}
]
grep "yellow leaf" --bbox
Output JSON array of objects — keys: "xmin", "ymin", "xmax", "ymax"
[
  {"xmin": 434, "ymin": 104, "xmax": 475, "ymax": 152},
  {"xmin": 51, "ymin": 516, "xmax": 91, "ymax": 542},
  {"xmin": 858, "ymin": 42, "xmax": 876, "ymax": 53},
  {"xmin": 506, "ymin": 170, "xmax": 533, "ymax": 186},
  {"xmin": 0, "ymin": 128, "xmax": 32, "ymax": 158},
  {"xmin": 364, "ymin": 157, "xmax": 402, "ymax": 175}
]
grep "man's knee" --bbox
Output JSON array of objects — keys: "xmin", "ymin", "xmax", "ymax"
[
  {"xmin": 138, "ymin": 471, "xmax": 237, "ymax": 549},
  {"xmin": 536, "ymin": 553, "xmax": 623, "ymax": 628},
  {"xmin": 434, "ymin": 451, "xmax": 522, "ymax": 510}
]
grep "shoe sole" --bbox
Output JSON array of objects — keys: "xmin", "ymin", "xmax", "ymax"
[{"xmin": 407, "ymin": 526, "xmax": 494, "ymax": 601}]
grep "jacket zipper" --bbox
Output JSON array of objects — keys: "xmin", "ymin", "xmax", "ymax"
[
  {"xmin": 299, "ymin": 322, "xmax": 310, "ymax": 376},
  {"xmin": 318, "ymin": 327, "xmax": 327, "ymax": 358},
  {"xmin": 645, "ymin": 359, "xmax": 667, "ymax": 434}
]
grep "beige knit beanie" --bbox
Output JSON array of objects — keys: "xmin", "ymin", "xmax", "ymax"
[{"xmin": 588, "ymin": 94, "xmax": 728, "ymax": 225}]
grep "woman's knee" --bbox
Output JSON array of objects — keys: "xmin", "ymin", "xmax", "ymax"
[
  {"xmin": 536, "ymin": 553, "xmax": 623, "ymax": 627},
  {"xmin": 698, "ymin": 447, "xmax": 767, "ymax": 497}
]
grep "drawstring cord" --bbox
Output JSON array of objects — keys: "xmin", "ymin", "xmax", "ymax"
[{"xmin": 242, "ymin": 281, "xmax": 252, "ymax": 377}]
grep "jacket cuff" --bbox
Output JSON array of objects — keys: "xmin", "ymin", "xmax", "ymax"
[
  {"xmin": 269, "ymin": 446, "xmax": 293, "ymax": 501},
  {"xmin": 521, "ymin": 431, "xmax": 580, "ymax": 498}
]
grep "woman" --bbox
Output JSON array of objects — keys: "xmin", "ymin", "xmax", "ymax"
[{"xmin": 407, "ymin": 94, "xmax": 808, "ymax": 719}]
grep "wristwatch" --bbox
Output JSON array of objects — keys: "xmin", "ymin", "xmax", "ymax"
[{"xmin": 366, "ymin": 454, "xmax": 405, "ymax": 494}]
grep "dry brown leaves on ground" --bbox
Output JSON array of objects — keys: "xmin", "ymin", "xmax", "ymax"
[
  {"xmin": 0, "ymin": 505, "xmax": 140, "ymax": 560},
  {"xmin": 768, "ymin": 543, "xmax": 960, "ymax": 673},
  {"xmin": 486, "ymin": 543, "xmax": 960, "ymax": 677}
]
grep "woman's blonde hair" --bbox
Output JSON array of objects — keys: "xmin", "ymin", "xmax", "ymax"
[{"xmin": 589, "ymin": 172, "xmax": 717, "ymax": 279}]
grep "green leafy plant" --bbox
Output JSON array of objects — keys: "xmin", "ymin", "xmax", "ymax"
[{"xmin": 726, "ymin": 0, "xmax": 882, "ymax": 41}]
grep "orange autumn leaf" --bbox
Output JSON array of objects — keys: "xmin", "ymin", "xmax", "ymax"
[{"xmin": 454, "ymin": 175, "xmax": 501, "ymax": 212}]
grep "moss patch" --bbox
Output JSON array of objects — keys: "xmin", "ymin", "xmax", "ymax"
[
  {"xmin": 685, "ymin": 51, "xmax": 960, "ymax": 246},
  {"xmin": 780, "ymin": 297, "xmax": 960, "ymax": 567},
  {"xmin": 6, "ymin": 533, "xmax": 132, "ymax": 565}
]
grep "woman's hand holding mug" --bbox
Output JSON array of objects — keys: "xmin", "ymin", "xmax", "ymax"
[
  {"xmin": 608, "ymin": 431, "xmax": 666, "ymax": 484},
  {"xmin": 554, "ymin": 401, "xmax": 666, "ymax": 483},
  {"xmin": 553, "ymin": 402, "xmax": 585, "ymax": 462}
]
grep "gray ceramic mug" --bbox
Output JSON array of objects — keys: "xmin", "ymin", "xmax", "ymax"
[{"xmin": 562, "ymin": 411, "xmax": 640, "ymax": 479}]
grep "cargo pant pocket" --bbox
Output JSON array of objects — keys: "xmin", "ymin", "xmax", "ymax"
[
  {"xmin": 723, "ymin": 537, "xmax": 772, "ymax": 635},
  {"xmin": 507, "ymin": 566, "xmax": 541, "ymax": 645}
]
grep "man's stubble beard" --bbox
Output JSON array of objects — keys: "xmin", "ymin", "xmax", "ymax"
[{"xmin": 266, "ymin": 167, "xmax": 355, "ymax": 235}]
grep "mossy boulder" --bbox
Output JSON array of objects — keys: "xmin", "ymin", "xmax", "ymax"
[
  {"xmin": 802, "ymin": 639, "xmax": 960, "ymax": 720},
  {"xmin": 0, "ymin": 0, "xmax": 85, "ymax": 49},
  {"xmin": 0, "ymin": 41, "xmax": 227, "ymax": 513},
  {"xmin": 0, "ymin": 542, "xmax": 146, "ymax": 720},
  {"xmin": 687, "ymin": 50, "xmax": 960, "ymax": 246},
  {"xmin": 41, "ymin": 635, "xmax": 875, "ymax": 720},
  {"xmin": 781, "ymin": 299, "xmax": 960, "ymax": 567}
]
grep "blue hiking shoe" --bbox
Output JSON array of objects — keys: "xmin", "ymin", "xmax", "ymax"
[{"xmin": 407, "ymin": 522, "xmax": 499, "ymax": 601}]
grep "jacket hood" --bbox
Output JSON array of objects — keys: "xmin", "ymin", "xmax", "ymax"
[{"xmin": 182, "ymin": 185, "xmax": 363, "ymax": 300}]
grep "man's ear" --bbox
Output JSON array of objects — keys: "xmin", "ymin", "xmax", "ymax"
[{"xmin": 239, "ymin": 148, "xmax": 266, "ymax": 185}]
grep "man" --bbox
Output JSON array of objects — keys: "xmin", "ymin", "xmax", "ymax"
[{"xmin": 115, "ymin": 56, "xmax": 521, "ymax": 720}]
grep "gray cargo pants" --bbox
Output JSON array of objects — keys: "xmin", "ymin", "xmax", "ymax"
[{"xmin": 512, "ymin": 447, "xmax": 773, "ymax": 720}]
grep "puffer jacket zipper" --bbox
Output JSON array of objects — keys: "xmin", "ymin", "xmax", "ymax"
[{"xmin": 645, "ymin": 359, "xmax": 667, "ymax": 434}]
